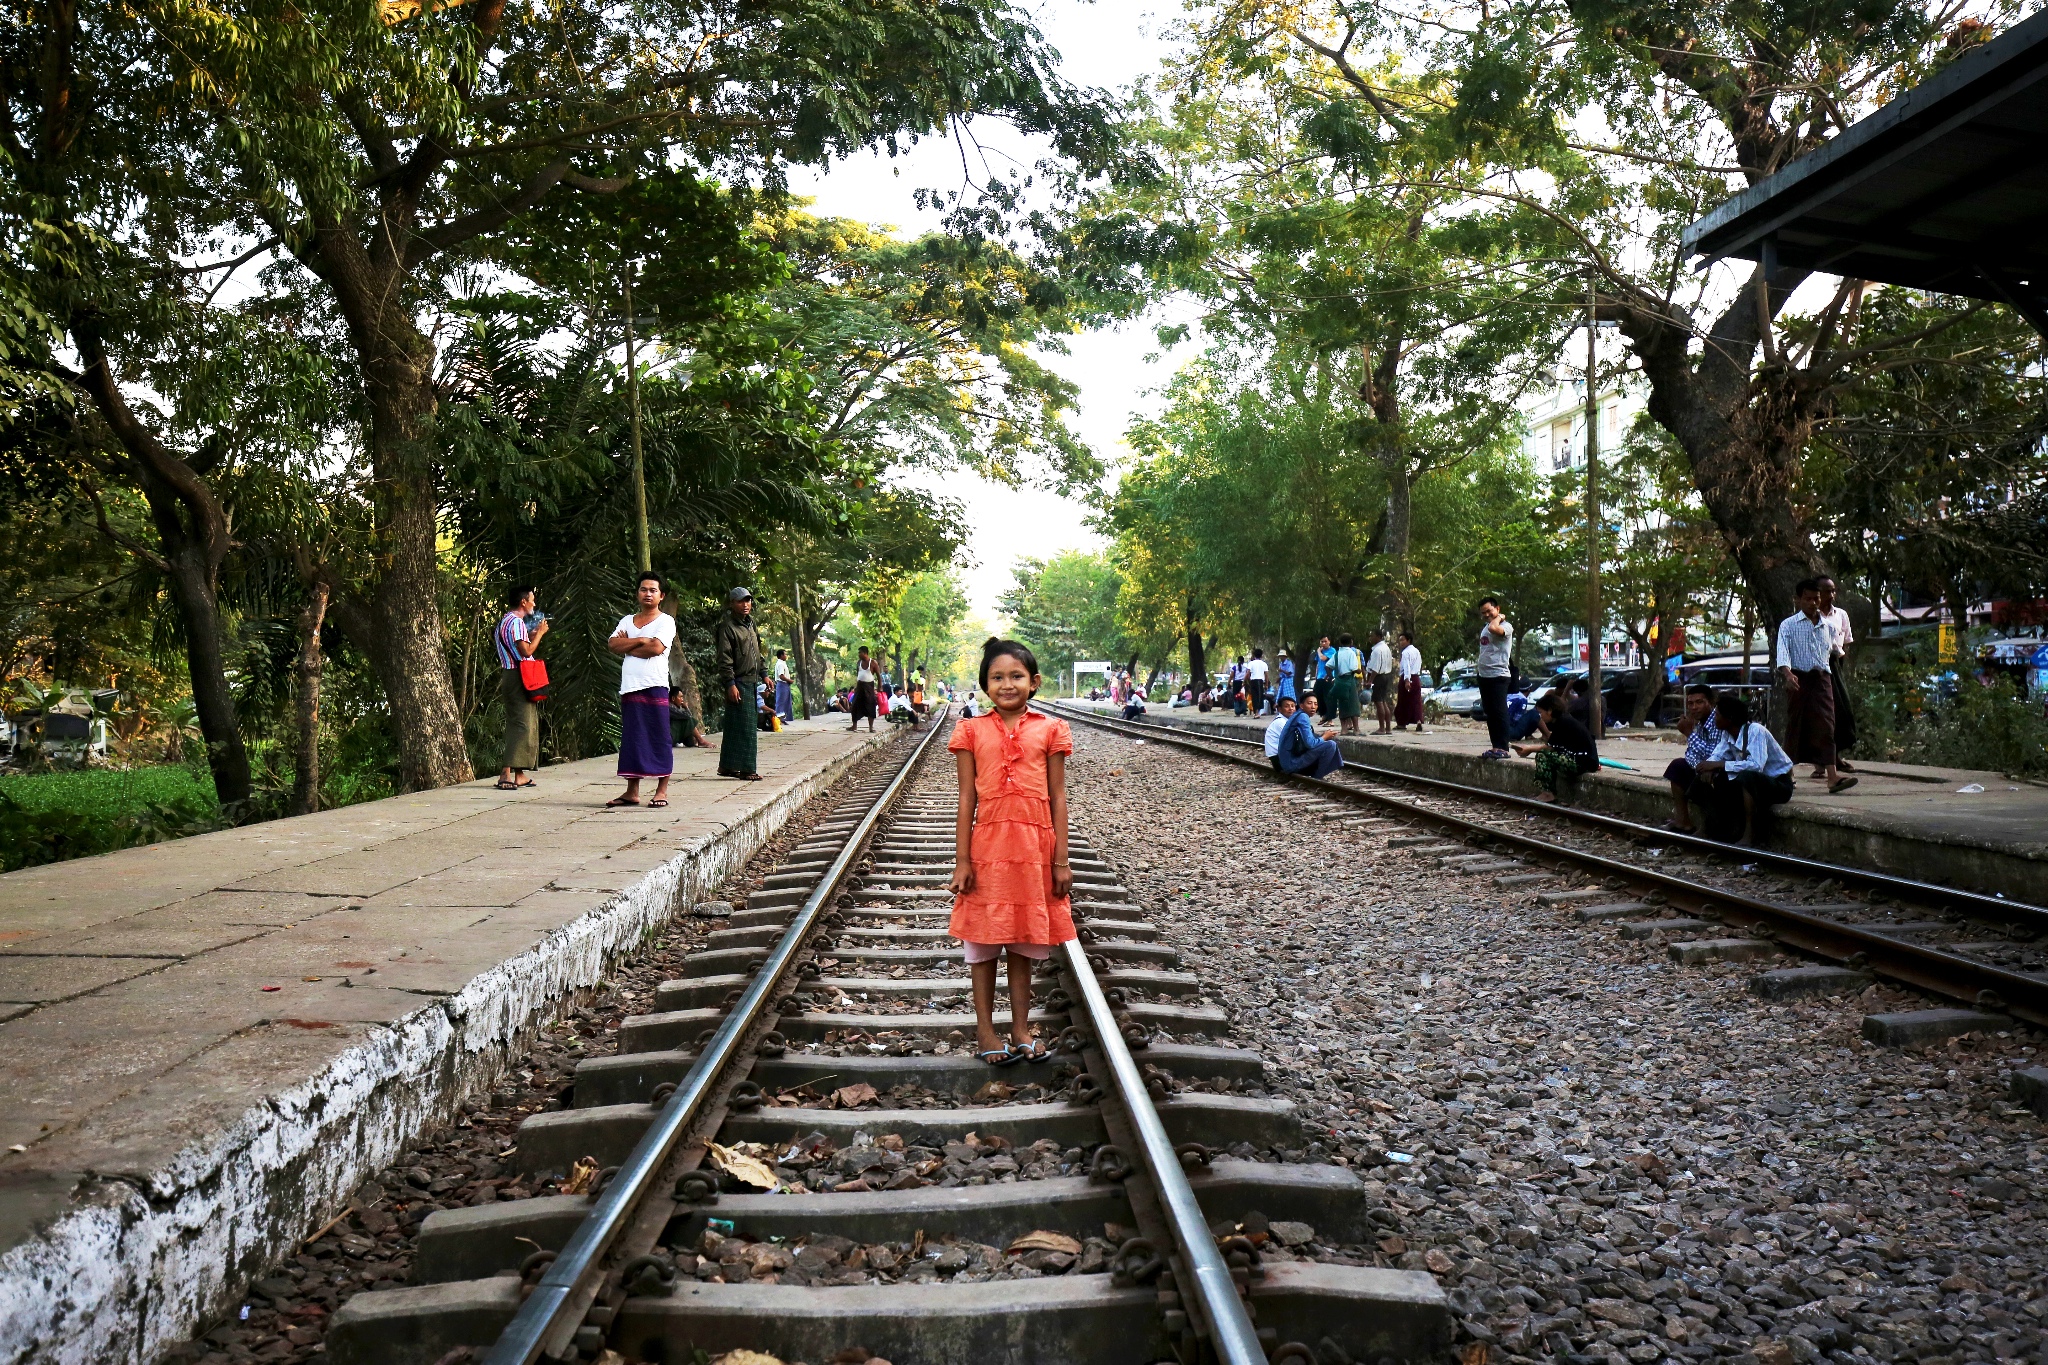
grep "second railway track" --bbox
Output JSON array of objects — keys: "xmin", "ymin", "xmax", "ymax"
[
  {"xmin": 324, "ymin": 711, "xmax": 1451, "ymax": 1365},
  {"xmin": 1045, "ymin": 703, "xmax": 2048, "ymax": 1040}
]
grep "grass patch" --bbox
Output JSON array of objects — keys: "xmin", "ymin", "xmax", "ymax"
[
  {"xmin": 0, "ymin": 765, "xmax": 217, "ymax": 820},
  {"xmin": 0, "ymin": 765, "xmax": 221, "ymax": 871}
]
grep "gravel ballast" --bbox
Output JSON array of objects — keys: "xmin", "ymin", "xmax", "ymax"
[{"xmin": 1064, "ymin": 723, "xmax": 2048, "ymax": 1365}]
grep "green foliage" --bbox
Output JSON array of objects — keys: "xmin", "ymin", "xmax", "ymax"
[
  {"xmin": 0, "ymin": 767, "xmax": 220, "ymax": 871},
  {"xmin": 1849, "ymin": 639, "xmax": 2048, "ymax": 780},
  {"xmin": 998, "ymin": 550, "xmax": 1132, "ymax": 683}
]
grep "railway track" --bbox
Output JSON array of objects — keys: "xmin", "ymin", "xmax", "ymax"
[
  {"xmin": 1045, "ymin": 703, "xmax": 2048, "ymax": 1041},
  {"xmin": 325, "ymin": 711, "xmax": 1449, "ymax": 1365}
]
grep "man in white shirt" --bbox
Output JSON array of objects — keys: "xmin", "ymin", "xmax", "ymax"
[
  {"xmin": 772, "ymin": 649, "xmax": 794, "ymax": 723},
  {"xmin": 1815, "ymin": 575, "xmax": 1857, "ymax": 772},
  {"xmin": 1695, "ymin": 694, "xmax": 1796, "ymax": 844},
  {"xmin": 1395, "ymin": 631, "xmax": 1426, "ymax": 732},
  {"xmin": 1246, "ymin": 649, "xmax": 1270, "ymax": 714},
  {"xmin": 607, "ymin": 572, "xmax": 677, "ymax": 808},
  {"xmin": 1774, "ymin": 577, "xmax": 1853, "ymax": 793},
  {"xmin": 1262, "ymin": 696, "xmax": 1293, "ymax": 770},
  {"xmin": 1366, "ymin": 629, "xmax": 1396, "ymax": 734}
]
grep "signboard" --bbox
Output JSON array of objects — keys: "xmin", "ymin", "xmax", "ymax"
[
  {"xmin": 1072, "ymin": 661, "xmax": 1111, "ymax": 699},
  {"xmin": 1938, "ymin": 623, "xmax": 1957, "ymax": 663}
]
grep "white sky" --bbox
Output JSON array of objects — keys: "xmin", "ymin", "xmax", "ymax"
[{"xmin": 785, "ymin": 0, "xmax": 1193, "ymax": 621}]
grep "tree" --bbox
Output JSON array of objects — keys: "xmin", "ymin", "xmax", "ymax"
[
  {"xmin": 998, "ymin": 550, "xmax": 1130, "ymax": 686},
  {"xmin": 99, "ymin": 0, "xmax": 1115, "ymax": 788}
]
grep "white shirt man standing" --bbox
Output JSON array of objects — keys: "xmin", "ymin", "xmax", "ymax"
[{"xmin": 1815, "ymin": 575, "xmax": 1856, "ymax": 772}]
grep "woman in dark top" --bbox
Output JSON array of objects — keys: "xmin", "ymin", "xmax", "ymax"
[{"xmin": 1511, "ymin": 691, "xmax": 1599, "ymax": 803}]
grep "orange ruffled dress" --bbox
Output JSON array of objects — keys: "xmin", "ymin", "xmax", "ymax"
[{"xmin": 947, "ymin": 711, "xmax": 1078, "ymax": 947}]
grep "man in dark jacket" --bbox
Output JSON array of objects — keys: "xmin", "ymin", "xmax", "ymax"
[{"xmin": 714, "ymin": 587, "xmax": 764, "ymax": 780}]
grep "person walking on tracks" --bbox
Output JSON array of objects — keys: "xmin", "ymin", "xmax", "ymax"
[
  {"xmin": 495, "ymin": 586, "xmax": 549, "ymax": 790},
  {"xmin": 1476, "ymin": 596, "xmax": 1516, "ymax": 759},
  {"xmin": 947, "ymin": 638, "xmax": 1077, "ymax": 1067},
  {"xmin": 1776, "ymin": 579, "xmax": 1856, "ymax": 795},
  {"xmin": 714, "ymin": 586, "xmax": 764, "ymax": 782},
  {"xmin": 607, "ymin": 572, "xmax": 675, "ymax": 808}
]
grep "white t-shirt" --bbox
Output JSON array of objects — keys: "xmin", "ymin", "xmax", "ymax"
[
  {"xmin": 1368, "ymin": 641, "xmax": 1394, "ymax": 677},
  {"xmin": 773, "ymin": 657, "xmax": 790, "ymax": 681},
  {"xmin": 1247, "ymin": 658, "xmax": 1269, "ymax": 683},
  {"xmin": 1821, "ymin": 605, "xmax": 1853, "ymax": 658},
  {"xmin": 1263, "ymin": 714, "xmax": 1290, "ymax": 758},
  {"xmin": 1399, "ymin": 644, "xmax": 1422, "ymax": 679},
  {"xmin": 614, "ymin": 612, "xmax": 675, "ymax": 694},
  {"xmin": 1477, "ymin": 618, "xmax": 1514, "ymax": 678}
]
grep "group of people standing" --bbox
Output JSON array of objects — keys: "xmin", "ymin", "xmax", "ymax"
[{"xmin": 494, "ymin": 577, "xmax": 771, "ymax": 809}]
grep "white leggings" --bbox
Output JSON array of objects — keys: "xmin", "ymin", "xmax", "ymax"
[{"xmin": 961, "ymin": 941, "xmax": 1053, "ymax": 964}]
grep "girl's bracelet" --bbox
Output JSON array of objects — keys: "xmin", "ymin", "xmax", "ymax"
[{"xmin": 1051, "ymin": 860, "xmax": 1071, "ymax": 868}]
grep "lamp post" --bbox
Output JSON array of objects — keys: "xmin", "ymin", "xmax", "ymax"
[
  {"xmin": 622, "ymin": 265, "xmax": 650, "ymax": 574},
  {"xmin": 1583, "ymin": 279, "xmax": 1621, "ymax": 734}
]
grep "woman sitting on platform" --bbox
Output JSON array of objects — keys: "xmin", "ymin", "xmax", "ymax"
[{"xmin": 1511, "ymin": 691, "xmax": 1599, "ymax": 804}]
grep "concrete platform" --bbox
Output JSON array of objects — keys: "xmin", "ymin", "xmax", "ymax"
[
  {"xmin": 1066, "ymin": 702, "xmax": 2048, "ymax": 903},
  {"xmin": 0, "ymin": 719, "xmax": 888, "ymax": 1365}
]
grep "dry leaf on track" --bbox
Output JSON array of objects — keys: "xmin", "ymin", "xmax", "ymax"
[
  {"xmin": 706, "ymin": 1141, "xmax": 779, "ymax": 1190},
  {"xmin": 832, "ymin": 1082, "xmax": 879, "ymax": 1108},
  {"xmin": 560, "ymin": 1157, "xmax": 601, "ymax": 1195},
  {"xmin": 1007, "ymin": 1230, "xmax": 1083, "ymax": 1255}
]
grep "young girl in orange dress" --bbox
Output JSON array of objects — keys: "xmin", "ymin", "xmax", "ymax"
[{"xmin": 946, "ymin": 638, "xmax": 1076, "ymax": 1065}]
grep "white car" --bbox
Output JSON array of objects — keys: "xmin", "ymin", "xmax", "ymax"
[{"xmin": 1431, "ymin": 671, "xmax": 1483, "ymax": 717}]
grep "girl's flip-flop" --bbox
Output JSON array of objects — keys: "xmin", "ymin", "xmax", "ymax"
[
  {"xmin": 604, "ymin": 795, "xmax": 641, "ymax": 807},
  {"xmin": 977, "ymin": 1045, "xmax": 1023, "ymax": 1067},
  {"xmin": 1017, "ymin": 1038, "xmax": 1052, "ymax": 1063},
  {"xmin": 648, "ymin": 798, "xmax": 669, "ymax": 808},
  {"xmin": 1829, "ymin": 776, "xmax": 1859, "ymax": 794}
]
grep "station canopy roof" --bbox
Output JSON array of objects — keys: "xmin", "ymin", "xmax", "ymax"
[{"xmin": 1681, "ymin": 10, "xmax": 2048, "ymax": 330}]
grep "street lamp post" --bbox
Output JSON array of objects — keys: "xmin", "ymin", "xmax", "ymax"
[
  {"xmin": 1585, "ymin": 276, "xmax": 1603, "ymax": 736},
  {"xmin": 622, "ymin": 265, "xmax": 650, "ymax": 574}
]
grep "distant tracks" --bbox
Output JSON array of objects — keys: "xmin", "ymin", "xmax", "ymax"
[{"xmin": 1048, "ymin": 704, "xmax": 2048, "ymax": 1038}]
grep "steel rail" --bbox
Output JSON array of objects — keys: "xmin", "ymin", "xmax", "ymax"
[
  {"xmin": 1057, "ymin": 939, "xmax": 1268, "ymax": 1365},
  {"xmin": 1049, "ymin": 703, "xmax": 2048, "ymax": 1030},
  {"xmin": 483, "ymin": 712, "xmax": 950, "ymax": 1365},
  {"xmin": 1045, "ymin": 702, "xmax": 2048, "ymax": 927}
]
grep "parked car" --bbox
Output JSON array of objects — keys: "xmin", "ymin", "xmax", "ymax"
[
  {"xmin": 1528, "ymin": 667, "xmax": 1649, "ymax": 724},
  {"xmin": 1430, "ymin": 669, "xmax": 1483, "ymax": 717}
]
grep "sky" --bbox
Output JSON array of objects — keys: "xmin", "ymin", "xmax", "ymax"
[{"xmin": 784, "ymin": 1, "xmax": 1194, "ymax": 622}]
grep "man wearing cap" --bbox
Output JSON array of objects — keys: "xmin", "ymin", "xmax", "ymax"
[{"xmin": 714, "ymin": 587, "xmax": 764, "ymax": 781}]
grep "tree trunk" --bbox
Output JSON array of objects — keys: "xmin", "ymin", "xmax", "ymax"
[
  {"xmin": 1379, "ymin": 446, "xmax": 1415, "ymax": 636},
  {"xmin": 313, "ymin": 236, "xmax": 474, "ymax": 791},
  {"xmin": 73, "ymin": 337, "xmax": 253, "ymax": 810},
  {"xmin": 362, "ymin": 340, "xmax": 473, "ymax": 789},
  {"xmin": 1621, "ymin": 265, "xmax": 1832, "ymax": 630},
  {"xmin": 291, "ymin": 581, "xmax": 329, "ymax": 816},
  {"xmin": 164, "ymin": 549, "xmax": 253, "ymax": 809}
]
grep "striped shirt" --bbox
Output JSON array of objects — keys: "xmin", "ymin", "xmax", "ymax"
[
  {"xmin": 1774, "ymin": 612, "xmax": 1834, "ymax": 675},
  {"xmin": 494, "ymin": 611, "xmax": 529, "ymax": 670}
]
